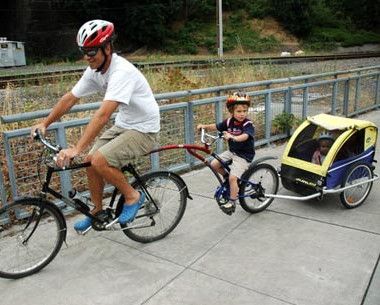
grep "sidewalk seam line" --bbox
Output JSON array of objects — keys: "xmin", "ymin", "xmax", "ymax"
[
  {"xmin": 188, "ymin": 267, "xmax": 297, "ymax": 305},
  {"xmin": 140, "ymin": 268, "xmax": 188, "ymax": 305},
  {"xmin": 267, "ymin": 209, "xmax": 380, "ymax": 236},
  {"xmin": 101, "ymin": 235, "xmax": 186, "ymax": 268},
  {"xmin": 187, "ymin": 191, "xmax": 380, "ymax": 235},
  {"xmin": 360, "ymin": 251, "xmax": 380, "ymax": 305}
]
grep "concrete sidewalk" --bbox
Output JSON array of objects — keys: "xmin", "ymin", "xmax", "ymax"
[{"xmin": 1, "ymin": 111, "xmax": 380, "ymax": 305}]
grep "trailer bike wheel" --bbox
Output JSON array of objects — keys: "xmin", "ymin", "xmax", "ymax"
[
  {"xmin": 0, "ymin": 198, "xmax": 66, "ymax": 279},
  {"xmin": 340, "ymin": 162, "xmax": 373, "ymax": 209},
  {"xmin": 119, "ymin": 171, "xmax": 187, "ymax": 243},
  {"xmin": 239, "ymin": 163, "xmax": 279, "ymax": 213}
]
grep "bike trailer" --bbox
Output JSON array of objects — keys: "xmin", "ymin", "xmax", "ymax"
[{"xmin": 280, "ymin": 113, "xmax": 378, "ymax": 196}]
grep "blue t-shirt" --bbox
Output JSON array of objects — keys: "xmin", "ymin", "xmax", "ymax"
[{"xmin": 216, "ymin": 117, "xmax": 255, "ymax": 162}]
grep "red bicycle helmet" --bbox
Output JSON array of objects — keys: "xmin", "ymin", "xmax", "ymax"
[
  {"xmin": 77, "ymin": 20, "xmax": 114, "ymax": 48},
  {"xmin": 226, "ymin": 92, "xmax": 251, "ymax": 111}
]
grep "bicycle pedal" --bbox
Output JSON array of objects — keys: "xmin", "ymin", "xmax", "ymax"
[
  {"xmin": 75, "ymin": 226, "xmax": 93, "ymax": 235},
  {"xmin": 104, "ymin": 218, "xmax": 120, "ymax": 230},
  {"xmin": 220, "ymin": 206, "xmax": 235, "ymax": 216},
  {"xmin": 120, "ymin": 221, "xmax": 153, "ymax": 230}
]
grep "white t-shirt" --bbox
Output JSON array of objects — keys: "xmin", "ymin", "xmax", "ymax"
[{"xmin": 71, "ymin": 53, "xmax": 160, "ymax": 133}]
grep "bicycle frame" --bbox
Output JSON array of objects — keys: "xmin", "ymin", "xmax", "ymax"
[
  {"xmin": 149, "ymin": 130, "xmax": 277, "ymax": 205},
  {"xmin": 39, "ymin": 160, "xmax": 162, "ymax": 229},
  {"xmin": 41, "ymin": 161, "xmax": 95, "ymax": 220},
  {"xmin": 150, "ymin": 143, "xmax": 227, "ymax": 186},
  {"xmin": 31, "ymin": 130, "xmax": 161, "ymax": 231}
]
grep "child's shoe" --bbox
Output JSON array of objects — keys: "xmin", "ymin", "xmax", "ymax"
[{"xmin": 220, "ymin": 200, "xmax": 236, "ymax": 215}]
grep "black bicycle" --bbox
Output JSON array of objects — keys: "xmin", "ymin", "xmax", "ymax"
[{"xmin": 0, "ymin": 130, "xmax": 190, "ymax": 279}]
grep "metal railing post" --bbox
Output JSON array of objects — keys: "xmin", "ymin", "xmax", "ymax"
[
  {"xmin": 0, "ymin": 165, "xmax": 7, "ymax": 206},
  {"xmin": 285, "ymin": 86, "xmax": 292, "ymax": 114},
  {"xmin": 55, "ymin": 126, "xmax": 72, "ymax": 196},
  {"xmin": 215, "ymin": 92, "xmax": 224, "ymax": 154},
  {"xmin": 354, "ymin": 73, "xmax": 361, "ymax": 113},
  {"xmin": 376, "ymin": 74, "xmax": 380, "ymax": 107},
  {"xmin": 264, "ymin": 92, "xmax": 272, "ymax": 144},
  {"xmin": 283, "ymin": 91, "xmax": 287, "ymax": 113},
  {"xmin": 343, "ymin": 79, "xmax": 350, "ymax": 116},
  {"xmin": 150, "ymin": 108, "xmax": 166, "ymax": 170},
  {"xmin": 150, "ymin": 151, "xmax": 160, "ymax": 171},
  {"xmin": 3, "ymin": 133, "xmax": 18, "ymax": 200},
  {"xmin": 186, "ymin": 101, "xmax": 195, "ymax": 166},
  {"xmin": 331, "ymin": 81, "xmax": 338, "ymax": 115},
  {"xmin": 302, "ymin": 86, "xmax": 308, "ymax": 119}
]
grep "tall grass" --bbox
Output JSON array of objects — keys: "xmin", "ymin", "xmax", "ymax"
[{"xmin": 0, "ymin": 58, "xmax": 366, "ymax": 131}]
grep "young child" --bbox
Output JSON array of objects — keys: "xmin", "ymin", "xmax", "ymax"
[
  {"xmin": 311, "ymin": 131, "xmax": 334, "ymax": 165},
  {"xmin": 197, "ymin": 92, "xmax": 255, "ymax": 215}
]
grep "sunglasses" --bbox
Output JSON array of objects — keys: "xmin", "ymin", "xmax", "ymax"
[{"xmin": 79, "ymin": 47, "xmax": 99, "ymax": 57}]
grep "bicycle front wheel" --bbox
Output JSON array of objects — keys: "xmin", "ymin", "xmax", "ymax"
[
  {"xmin": 120, "ymin": 171, "xmax": 187, "ymax": 243},
  {"xmin": 0, "ymin": 198, "xmax": 66, "ymax": 279},
  {"xmin": 239, "ymin": 163, "xmax": 279, "ymax": 213}
]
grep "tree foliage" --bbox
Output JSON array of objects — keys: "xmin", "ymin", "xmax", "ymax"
[
  {"xmin": 2, "ymin": 0, "xmax": 379, "ymax": 59},
  {"xmin": 268, "ymin": 0, "xmax": 314, "ymax": 37}
]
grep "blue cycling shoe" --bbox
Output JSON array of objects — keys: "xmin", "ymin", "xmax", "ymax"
[
  {"xmin": 119, "ymin": 191, "xmax": 145, "ymax": 225},
  {"xmin": 74, "ymin": 216, "xmax": 92, "ymax": 232}
]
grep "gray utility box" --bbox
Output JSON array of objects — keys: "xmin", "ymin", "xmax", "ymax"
[{"xmin": 0, "ymin": 38, "xmax": 26, "ymax": 67}]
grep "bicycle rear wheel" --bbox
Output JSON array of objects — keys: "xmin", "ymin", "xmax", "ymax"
[
  {"xmin": 239, "ymin": 163, "xmax": 279, "ymax": 213},
  {"xmin": 0, "ymin": 198, "xmax": 66, "ymax": 279},
  {"xmin": 120, "ymin": 171, "xmax": 187, "ymax": 243}
]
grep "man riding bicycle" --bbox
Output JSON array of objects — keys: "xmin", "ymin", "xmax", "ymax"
[{"xmin": 31, "ymin": 20, "xmax": 160, "ymax": 232}]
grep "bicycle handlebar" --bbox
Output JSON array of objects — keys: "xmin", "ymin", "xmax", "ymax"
[
  {"xmin": 33, "ymin": 129, "xmax": 62, "ymax": 154},
  {"xmin": 200, "ymin": 128, "xmax": 223, "ymax": 145}
]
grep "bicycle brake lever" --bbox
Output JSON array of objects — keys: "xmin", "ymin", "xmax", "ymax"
[
  {"xmin": 53, "ymin": 154, "xmax": 75, "ymax": 170},
  {"xmin": 53, "ymin": 155, "xmax": 66, "ymax": 170},
  {"xmin": 33, "ymin": 129, "xmax": 41, "ymax": 140}
]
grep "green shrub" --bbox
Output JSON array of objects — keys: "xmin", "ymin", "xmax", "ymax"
[
  {"xmin": 223, "ymin": 13, "xmax": 280, "ymax": 53},
  {"xmin": 272, "ymin": 112, "xmax": 302, "ymax": 135},
  {"xmin": 341, "ymin": 31, "xmax": 380, "ymax": 47},
  {"xmin": 246, "ymin": 0, "xmax": 272, "ymax": 18},
  {"xmin": 303, "ymin": 41, "xmax": 337, "ymax": 52},
  {"xmin": 306, "ymin": 26, "xmax": 380, "ymax": 48},
  {"xmin": 310, "ymin": 1, "xmax": 343, "ymax": 28}
]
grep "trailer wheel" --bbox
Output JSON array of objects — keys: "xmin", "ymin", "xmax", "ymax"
[{"xmin": 340, "ymin": 162, "xmax": 373, "ymax": 209}]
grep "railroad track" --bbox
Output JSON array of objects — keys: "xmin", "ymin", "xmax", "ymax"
[{"xmin": 1, "ymin": 52, "xmax": 380, "ymax": 89}]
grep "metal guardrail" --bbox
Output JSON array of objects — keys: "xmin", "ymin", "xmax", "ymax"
[
  {"xmin": 0, "ymin": 66, "xmax": 380, "ymax": 207},
  {"xmin": 1, "ymin": 65, "xmax": 380, "ymax": 124}
]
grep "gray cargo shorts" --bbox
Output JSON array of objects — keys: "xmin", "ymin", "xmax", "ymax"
[
  {"xmin": 218, "ymin": 150, "xmax": 250, "ymax": 178},
  {"xmin": 89, "ymin": 126, "xmax": 158, "ymax": 169}
]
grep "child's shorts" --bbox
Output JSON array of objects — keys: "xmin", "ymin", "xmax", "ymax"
[
  {"xmin": 218, "ymin": 150, "xmax": 250, "ymax": 178},
  {"xmin": 89, "ymin": 126, "xmax": 158, "ymax": 169}
]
